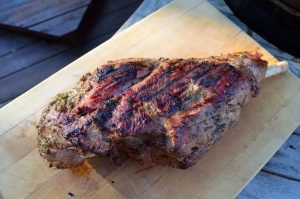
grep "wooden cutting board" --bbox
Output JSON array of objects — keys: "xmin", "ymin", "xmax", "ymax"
[{"xmin": 0, "ymin": 0, "xmax": 299, "ymax": 198}]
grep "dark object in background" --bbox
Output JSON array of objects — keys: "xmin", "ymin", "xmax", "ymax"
[
  {"xmin": 225, "ymin": 0, "xmax": 300, "ymax": 57},
  {"xmin": 0, "ymin": 0, "xmax": 94, "ymax": 43}
]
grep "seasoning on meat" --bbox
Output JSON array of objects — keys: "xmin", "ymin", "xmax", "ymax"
[{"xmin": 37, "ymin": 52, "xmax": 267, "ymax": 169}]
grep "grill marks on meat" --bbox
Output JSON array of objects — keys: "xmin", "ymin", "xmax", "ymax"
[
  {"xmin": 63, "ymin": 60, "xmax": 158, "ymax": 159},
  {"xmin": 37, "ymin": 52, "xmax": 267, "ymax": 169},
  {"xmin": 111, "ymin": 61, "xmax": 225, "ymax": 135}
]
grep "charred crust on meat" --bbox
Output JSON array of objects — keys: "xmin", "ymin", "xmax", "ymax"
[{"xmin": 95, "ymin": 66, "xmax": 115, "ymax": 82}]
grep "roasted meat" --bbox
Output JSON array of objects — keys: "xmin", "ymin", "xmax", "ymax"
[{"xmin": 37, "ymin": 52, "xmax": 267, "ymax": 169}]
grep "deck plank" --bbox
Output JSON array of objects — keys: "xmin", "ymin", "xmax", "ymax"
[
  {"xmin": 0, "ymin": 0, "xmax": 142, "ymax": 58},
  {"xmin": 0, "ymin": 33, "xmax": 35, "ymax": 57},
  {"xmin": 0, "ymin": 42, "xmax": 67, "ymax": 79},
  {"xmin": 263, "ymin": 134, "xmax": 300, "ymax": 180},
  {"xmin": 0, "ymin": 0, "xmax": 90, "ymax": 27},
  {"xmin": 30, "ymin": 7, "xmax": 87, "ymax": 37},
  {"xmin": 0, "ymin": 0, "xmax": 91, "ymax": 40},
  {"xmin": 0, "ymin": 0, "xmax": 141, "ymax": 41},
  {"xmin": 0, "ymin": 0, "xmax": 143, "ymax": 104},
  {"xmin": 0, "ymin": 0, "xmax": 35, "ymax": 13},
  {"xmin": 0, "ymin": 31, "xmax": 114, "ymax": 103},
  {"xmin": 237, "ymin": 172, "xmax": 300, "ymax": 199}
]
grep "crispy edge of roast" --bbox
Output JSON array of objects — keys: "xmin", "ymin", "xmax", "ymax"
[{"xmin": 37, "ymin": 58, "xmax": 159, "ymax": 168}]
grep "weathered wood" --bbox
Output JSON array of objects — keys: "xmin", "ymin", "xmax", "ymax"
[
  {"xmin": 30, "ymin": 7, "xmax": 87, "ymax": 37},
  {"xmin": 238, "ymin": 172, "xmax": 300, "ymax": 199},
  {"xmin": 0, "ymin": 0, "xmax": 143, "ymax": 41},
  {"xmin": 28, "ymin": 0, "xmax": 143, "ymax": 38},
  {"xmin": 262, "ymin": 134, "xmax": 300, "ymax": 180},
  {"xmin": 0, "ymin": 0, "xmax": 142, "ymax": 58},
  {"xmin": 0, "ymin": 1, "xmax": 142, "ymax": 104},
  {"xmin": 0, "ymin": 0, "xmax": 90, "ymax": 27},
  {"xmin": 0, "ymin": 31, "xmax": 114, "ymax": 103},
  {"xmin": 295, "ymin": 126, "xmax": 300, "ymax": 136},
  {"xmin": 0, "ymin": 0, "xmax": 92, "ymax": 41},
  {"xmin": 0, "ymin": 33, "xmax": 34, "ymax": 57},
  {"xmin": 0, "ymin": 41, "xmax": 67, "ymax": 79},
  {"xmin": 0, "ymin": 0, "xmax": 35, "ymax": 12},
  {"xmin": 0, "ymin": 0, "xmax": 142, "ymax": 78},
  {"xmin": 0, "ymin": 53, "xmax": 75, "ymax": 103},
  {"xmin": 0, "ymin": 0, "xmax": 142, "ymax": 41}
]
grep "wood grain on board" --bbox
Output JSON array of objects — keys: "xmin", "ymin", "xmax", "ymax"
[
  {"xmin": 119, "ymin": 1, "xmax": 300, "ymax": 198},
  {"xmin": 0, "ymin": 0, "xmax": 300, "ymax": 198},
  {"xmin": 238, "ymin": 172, "xmax": 300, "ymax": 199}
]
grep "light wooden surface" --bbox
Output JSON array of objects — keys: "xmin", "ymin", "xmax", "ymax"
[
  {"xmin": 119, "ymin": 1, "xmax": 300, "ymax": 198},
  {"xmin": 0, "ymin": 0, "xmax": 300, "ymax": 199}
]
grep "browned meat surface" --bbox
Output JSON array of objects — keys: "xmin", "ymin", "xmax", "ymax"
[{"xmin": 37, "ymin": 52, "xmax": 267, "ymax": 169}]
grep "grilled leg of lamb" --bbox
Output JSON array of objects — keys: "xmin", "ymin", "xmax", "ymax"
[{"xmin": 37, "ymin": 52, "xmax": 267, "ymax": 169}]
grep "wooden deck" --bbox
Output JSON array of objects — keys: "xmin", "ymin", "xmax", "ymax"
[
  {"xmin": 0, "ymin": 0, "xmax": 143, "ymax": 106},
  {"xmin": 0, "ymin": 0, "xmax": 94, "ymax": 41},
  {"xmin": 0, "ymin": 0, "xmax": 299, "ymax": 198}
]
